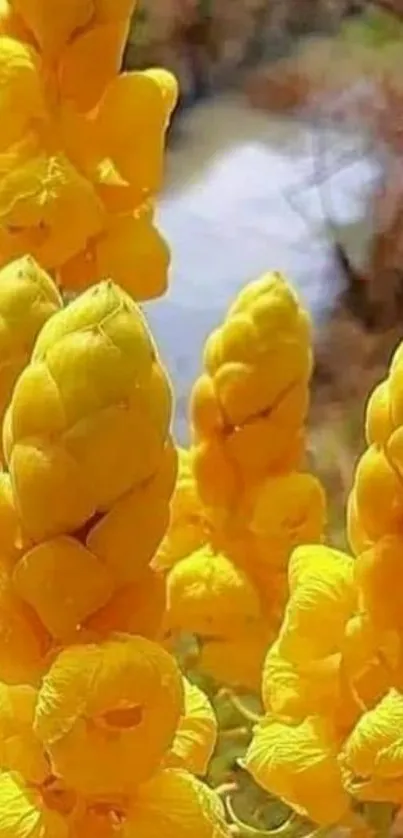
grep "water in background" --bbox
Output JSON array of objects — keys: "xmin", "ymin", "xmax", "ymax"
[{"xmin": 144, "ymin": 92, "xmax": 379, "ymax": 442}]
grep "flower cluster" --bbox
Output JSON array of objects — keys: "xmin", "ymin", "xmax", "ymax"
[
  {"xmin": 155, "ymin": 272, "xmax": 326, "ymax": 692},
  {"xmin": 0, "ymin": 0, "xmax": 177, "ymax": 298},
  {"xmin": 0, "ymin": 269, "xmax": 229, "ymax": 837},
  {"xmin": 245, "ymin": 340, "xmax": 403, "ymax": 828}
]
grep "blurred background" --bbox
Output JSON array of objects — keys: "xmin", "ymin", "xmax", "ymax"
[{"xmin": 125, "ymin": 0, "xmax": 403, "ymax": 547}]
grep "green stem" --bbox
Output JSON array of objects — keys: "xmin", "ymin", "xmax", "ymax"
[
  {"xmin": 225, "ymin": 794, "xmax": 302, "ymax": 838},
  {"xmin": 363, "ymin": 803, "xmax": 397, "ymax": 838},
  {"xmin": 225, "ymin": 691, "xmax": 263, "ymax": 725}
]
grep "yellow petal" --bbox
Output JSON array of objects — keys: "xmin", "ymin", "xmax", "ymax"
[
  {"xmin": 167, "ymin": 678, "xmax": 217, "ymax": 776},
  {"xmin": 13, "ymin": 536, "xmax": 113, "ymax": 639},
  {"xmin": 34, "ymin": 636, "xmax": 183, "ymax": 795},
  {"xmin": 12, "ymin": 0, "xmax": 93, "ymax": 54},
  {"xmin": 250, "ymin": 474, "xmax": 326, "ymax": 559},
  {"xmin": 341, "ymin": 689, "xmax": 403, "ymax": 802},
  {"xmin": 245, "ymin": 715, "xmax": 349, "ymax": 825},
  {"xmin": 0, "ymin": 36, "xmax": 45, "ymax": 152},
  {"xmin": 124, "ymin": 769, "xmax": 228, "ymax": 838},
  {"xmin": 0, "ymin": 684, "xmax": 48, "ymax": 784},
  {"xmin": 0, "ymin": 772, "xmax": 68, "ymax": 838},
  {"xmin": 279, "ymin": 544, "xmax": 355, "ymax": 661},
  {"xmin": 85, "ymin": 566, "xmax": 165, "ymax": 640},
  {"xmin": 58, "ymin": 20, "xmax": 130, "ymax": 112},
  {"xmin": 0, "ymin": 563, "xmax": 50, "ymax": 684},
  {"xmin": 0, "ymin": 145, "xmax": 105, "ymax": 269},
  {"xmin": 166, "ymin": 547, "xmax": 263, "ymax": 637},
  {"xmin": 95, "ymin": 214, "xmax": 170, "ymax": 300}
]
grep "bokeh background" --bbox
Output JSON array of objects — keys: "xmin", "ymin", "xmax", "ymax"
[{"xmin": 125, "ymin": 0, "xmax": 403, "ymax": 548}]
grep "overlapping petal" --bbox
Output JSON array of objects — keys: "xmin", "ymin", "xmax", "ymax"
[{"xmin": 167, "ymin": 679, "xmax": 217, "ymax": 776}]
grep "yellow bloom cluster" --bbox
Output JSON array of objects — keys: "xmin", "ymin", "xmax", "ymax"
[
  {"xmin": 245, "ymin": 340, "xmax": 403, "ymax": 827},
  {"xmin": 0, "ymin": 0, "xmax": 177, "ymax": 297},
  {"xmin": 155, "ymin": 273, "xmax": 326, "ymax": 692},
  {"xmin": 0, "ymin": 269, "xmax": 228, "ymax": 838}
]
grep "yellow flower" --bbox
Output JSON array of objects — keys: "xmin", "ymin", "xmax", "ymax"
[
  {"xmin": 167, "ymin": 678, "xmax": 217, "ymax": 776},
  {"xmin": 34, "ymin": 636, "xmax": 184, "ymax": 795},
  {"xmin": 0, "ymin": 771, "xmax": 69, "ymax": 838},
  {"xmin": 13, "ymin": 535, "xmax": 114, "ymax": 639},
  {"xmin": 279, "ymin": 545, "xmax": 356, "ymax": 662},
  {"xmin": 6, "ymin": 281, "xmax": 172, "ymax": 542},
  {"xmin": 245, "ymin": 714, "xmax": 349, "ymax": 825},
  {"xmin": 123, "ymin": 768, "xmax": 229, "ymax": 838},
  {"xmin": 0, "ymin": 471, "xmax": 28, "ymax": 565},
  {"xmin": 165, "ymin": 546, "xmax": 263, "ymax": 638},
  {"xmin": 341, "ymin": 689, "xmax": 403, "ymax": 802}
]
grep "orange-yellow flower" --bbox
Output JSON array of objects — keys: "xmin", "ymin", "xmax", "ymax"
[
  {"xmin": 0, "ymin": 683, "xmax": 48, "ymax": 784},
  {"xmin": 0, "ymin": 771, "xmax": 69, "ymax": 838},
  {"xmin": 34, "ymin": 636, "xmax": 184, "ymax": 796}
]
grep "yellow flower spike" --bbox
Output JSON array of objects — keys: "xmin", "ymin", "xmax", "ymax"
[
  {"xmin": 0, "ymin": 144, "xmax": 105, "ymax": 271},
  {"xmin": 85, "ymin": 566, "xmax": 166, "ymax": 640},
  {"xmin": 86, "ymin": 441, "xmax": 176, "ymax": 585},
  {"xmin": 279, "ymin": 545, "xmax": 355, "ymax": 662},
  {"xmin": 34, "ymin": 636, "xmax": 184, "ymax": 796},
  {"xmin": 167, "ymin": 678, "xmax": 217, "ymax": 776},
  {"xmin": 0, "ymin": 683, "xmax": 48, "ymax": 784},
  {"xmin": 341, "ymin": 689, "xmax": 403, "ymax": 802},
  {"xmin": 123, "ymin": 768, "xmax": 229, "ymax": 838},
  {"xmin": 7, "ymin": 281, "xmax": 172, "ymax": 541},
  {"xmin": 0, "ymin": 256, "xmax": 62, "ymax": 452},
  {"xmin": 203, "ymin": 272, "xmax": 312, "ymax": 427},
  {"xmin": 0, "ymin": 771, "xmax": 69, "ymax": 838},
  {"xmin": 0, "ymin": 36, "xmax": 45, "ymax": 153},
  {"xmin": 198, "ymin": 630, "xmax": 272, "ymax": 693},
  {"xmin": 245, "ymin": 715, "xmax": 349, "ymax": 826},
  {"xmin": 0, "ymin": 562, "xmax": 50, "ymax": 684},
  {"xmin": 165, "ymin": 546, "xmax": 263, "ymax": 638},
  {"xmin": 13, "ymin": 535, "xmax": 114, "ymax": 639},
  {"xmin": 249, "ymin": 474, "xmax": 327, "ymax": 568}
]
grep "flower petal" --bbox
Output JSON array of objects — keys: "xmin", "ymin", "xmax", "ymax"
[
  {"xmin": 245, "ymin": 715, "xmax": 349, "ymax": 825},
  {"xmin": 0, "ymin": 772, "xmax": 68, "ymax": 838},
  {"xmin": 167, "ymin": 679, "xmax": 217, "ymax": 776},
  {"xmin": 13, "ymin": 535, "xmax": 114, "ymax": 638}
]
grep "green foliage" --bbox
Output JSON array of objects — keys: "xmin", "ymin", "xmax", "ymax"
[{"xmin": 341, "ymin": 6, "xmax": 403, "ymax": 49}]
